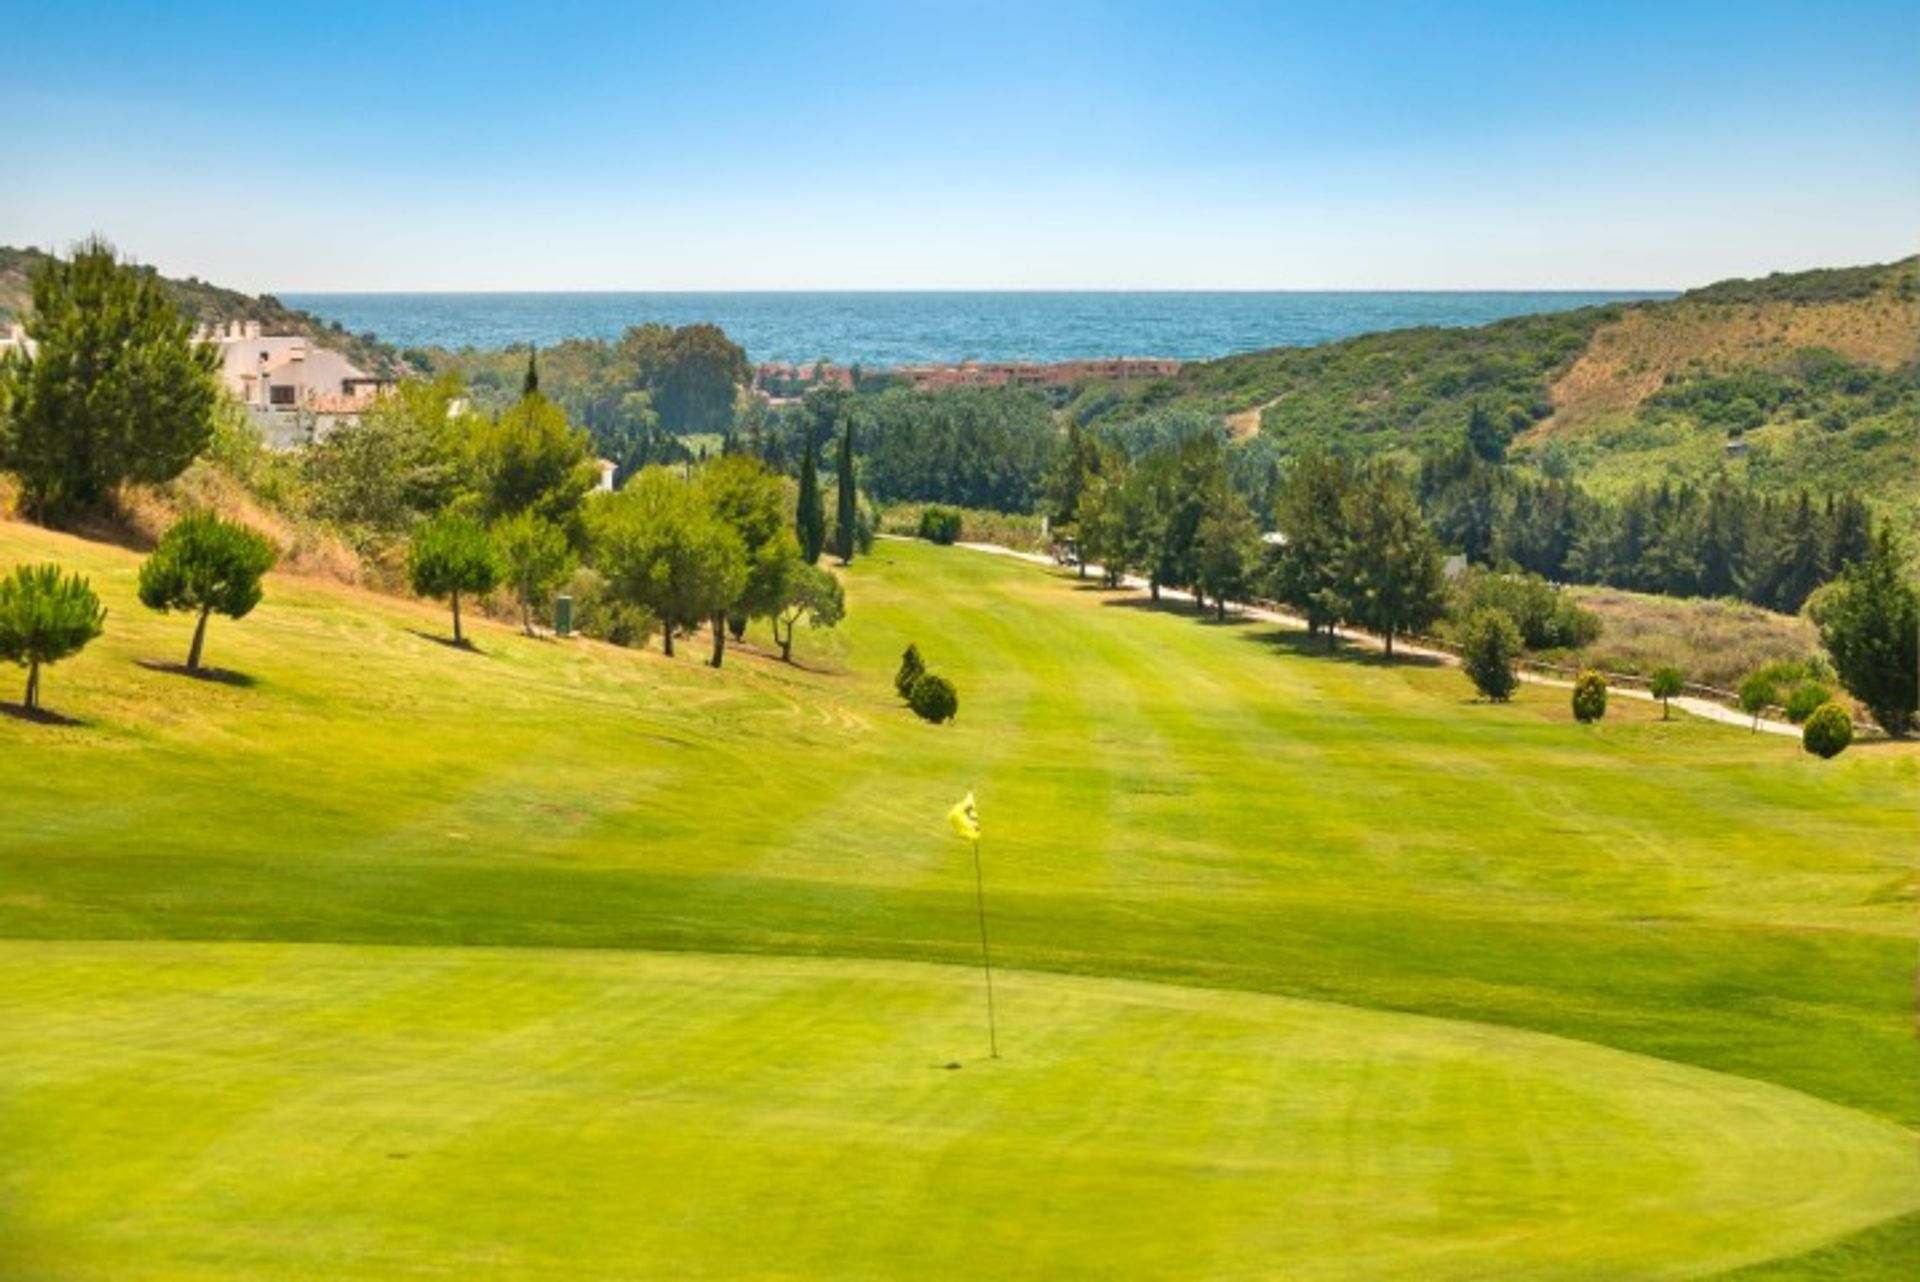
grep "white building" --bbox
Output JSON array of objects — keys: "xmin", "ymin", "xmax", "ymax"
[{"xmin": 194, "ymin": 320, "xmax": 392, "ymax": 447}]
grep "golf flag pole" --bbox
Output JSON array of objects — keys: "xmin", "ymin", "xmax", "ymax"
[{"xmin": 948, "ymin": 790, "xmax": 998, "ymax": 1059}]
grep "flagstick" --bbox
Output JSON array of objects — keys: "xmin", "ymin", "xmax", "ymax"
[{"xmin": 970, "ymin": 837, "xmax": 1000, "ymax": 1059}]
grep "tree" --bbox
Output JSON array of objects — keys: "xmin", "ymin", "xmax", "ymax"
[
  {"xmin": 0, "ymin": 563, "xmax": 106, "ymax": 713},
  {"xmin": 833, "ymin": 417, "xmax": 858, "ymax": 565},
  {"xmin": 1736, "ymin": 672, "xmax": 1777, "ymax": 732},
  {"xmin": 895, "ymin": 643, "xmax": 925, "ymax": 698},
  {"xmin": 1572, "ymin": 670, "xmax": 1608, "ymax": 723},
  {"xmin": 1340, "ymin": 461, "xmax": 1446, "ymax": 658},
  {"xmin": 1649, "ymin": 666, "xmax": 1684, "ymax": 720},
  {"xmin": 302, "ymin": 374, "xmax": 470, "ymax": 551},
  {"xmin": 522, "ymin": 346, "xmax": 540, "ymax": 398},
  {"xmin": 1268, "ymin": 451, "xmax": 1356, "ymax": 645},
  {"xmin": 1459, "ymin": 607, "xmax": 1524, "ymax": 701},
  {"xmin": 770, "ymin": 563, "xmax": 845, "ymax": 663},
  {"xmin": 1809, "ymin": 528, "xmax": 1918, "ymax": 736},
  {"xmin": 1193, "ymin": 485, "xmax": 1260, "ymax": 620},
  {"xmin": 136, "ymin": 513, "xmax": 277, "ymax": 672},
  {"xmin": 468, "ymin": 391, "xmax": 598, "ymax": 531},
  {"xmin": 616, "ymin": 323, "xmax": 750, "ymax": 437},
  {"xmin": 590, "ymin": 466, "xmax": 745, "ymax": 662},
  {"xmin": 700, "ymin": 455, "xmax": 801, "ymax": 667},
  {"xmin": 409, "ymin": 514, "xmax": 501, "ymax": 646},
  {"xmin": 795, "ymin": 418, "xmax": 826, "ymax": 565},
  {"xmin": 0, "ymin": 238, "xmax": 221, "ymax": 523},
  {"xmin": 493, "ymin": 512, "xmax": 575, "ymax": 636},
  {"xmin": 1801, "ymin": 703, "xmax": 1853, "ymax": 759}
]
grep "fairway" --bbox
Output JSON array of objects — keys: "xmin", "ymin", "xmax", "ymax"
[
  {"xmin": 5, "ymin": 943, "xmax": 1916, "ymax": 1281},
  {"xmin": 2, "ymin": 521, "xmax": 1917, "ymax": 1279}
]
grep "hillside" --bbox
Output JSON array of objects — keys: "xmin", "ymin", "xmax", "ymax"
[
  {"xmin": 3, "ymin": 518, "xmax": 1918, "ymax": 1277},
  {"xmin": 1088, "ymin": 257, "xmax": 1919, "ymax": 538},
  {"xmin": 0, "ymin": 244, "xmax": 405, "ymax": 376}
]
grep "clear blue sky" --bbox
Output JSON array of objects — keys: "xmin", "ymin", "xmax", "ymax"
[{"xmin": 3, "ymin": 0, "xmax": 1915, "ymax": 291}]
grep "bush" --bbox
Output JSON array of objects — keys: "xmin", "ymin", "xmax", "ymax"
[
  {"xmin": 1459, "ymin": 607, "xmax": 1523, "ymax": 701},
  {"xmin": 1571, "ymin": 670, "xmax": 1608, "ymax": 723},
  {"xmin": 1801, "ymin": 702, "xmax": 1853, "ymax": 758},
  {"xmin": 907, "ymin": 671, "xmax": 958, "ymax": 723},
  {"xmin": 562, "ymin": 567, "xmax": 655, "ymax": 649},
  {"xmin": 1449, "ymin": 570, "xmax": 1600, "ymax": 651},
  {"xmin": 1736, "ymin": 672, "xmax": 1778, "ymax": 732},
  {"xmin": 917, "ymin": 507, "xmax": 963, "ymax": 545},
  {"xmin": 894, "ymin": 643, "xmax": 925, "ymax": 698},
  {"xmin": 1649, "ymin": 665, "xmax": 1684, "ymax": 719},
  {"xmin": 1784, "ymin": 682, "xmax": 1833, "ymax": 724}
]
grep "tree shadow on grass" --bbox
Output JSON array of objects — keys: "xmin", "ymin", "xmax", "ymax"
[
  {"xmin": 1239, "ymin": 626, "xmax": 1449, "ymax": 670},
  {"xmin": 407, "ymin": 629, "xmax": 483, "ymax": 655},
  {"xmin": 134, "ymin": 658, "xmax": 259, "ymax": 688},
  {"xmin": 0, "ymin": 702, "xmax": 86, "ymax": 727}
]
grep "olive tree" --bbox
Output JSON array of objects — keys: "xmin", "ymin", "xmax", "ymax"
[
  {"xmin": 410, "ymin": 514, "xmax": 502, "ymax": 646},
  {"xmin": 0, "ymin": 563, "xmax": 106, "ymax": 712},
  {"xmin": 137, "ymin": 513, "xmax": 278, "ymax": 672}
]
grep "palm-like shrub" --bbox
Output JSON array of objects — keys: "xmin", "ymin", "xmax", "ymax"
[
  {"xmin": 907, "ymin": 671, "xmax": 958, "ymax": 723},
  {"xmin": 1571, "ymin": 670, "xmax": 1608, "ymax": 723},
  {"xmin": 1459, "ymin": 607, "xmax": 1523, "ymax": 701},
  {"xmin": 1801, "ymin": 702, "xmax": 1853, "ymax": 759},
  {"xmin": 0, "ymin": 563, "xmax": 106, "ymax": 711},
  {"xmin": 138, "ymin": 513, "xmax": 277, "ymax": 672}
]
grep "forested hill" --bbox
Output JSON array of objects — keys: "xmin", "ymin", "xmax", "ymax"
[
  {"xmin": 0, "ymin": 245, "xmax": 404, "ymax": 376},
  {"xmin": 1079, "ymin": 256, "xmax": 1919, "ymax": 537}
]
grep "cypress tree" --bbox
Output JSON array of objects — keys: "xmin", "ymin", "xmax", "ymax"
[
  {"xmin": 796, "ymin": 424, "xmax": 826, "ymax": 565},
  {"xmin": 834, "ymin": 418, "xmax": 857, "ymax": 565},
  {"xmin": 522, "ymin": 346, "xmax": 540, "ymax": 398}
]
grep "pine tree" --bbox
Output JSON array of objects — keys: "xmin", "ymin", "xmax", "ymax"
[
  {"xmin": 796, "ymin": 422, "xmax": 826, "ymax": 565},
  {"xmin": 1811, "ymin": 526, "xmax": 1918, "ymax": 736},
  {"xmin": 0, "ymin": 238, "xmax": 220, "ymax": 523},
  {"xmin": 833, "ymin": 418, "xmax": 857, "ymax": 565}
]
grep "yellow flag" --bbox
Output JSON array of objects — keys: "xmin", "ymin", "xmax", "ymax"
[{"xmin": 947, "ymin": 791, "xmax": 980, "ymax": 842}]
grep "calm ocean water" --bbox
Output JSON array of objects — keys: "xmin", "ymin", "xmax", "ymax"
[{"xmin": 282, "ymin": 291, "xmax": 1669, "ymax": 367}]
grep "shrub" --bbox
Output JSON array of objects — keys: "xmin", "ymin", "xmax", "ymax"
[
  {"xmin": 1801, "ymin": 702, "xmax": 1853, "ymax": 758},
  {"xmin": 907, "ymin": 671, "xmax": 958, "ymax": 723},
  {"xmin": 1459, "ymin": 607, "xmax": 1523, "ymax": 701},
  {"xmin": 137, "ymin": 512, "xmax": 278, "ymax": 672},
  {"xmin": 917, "ymin": 507, "xmax": 963, "ymax": 545},
  {"xmin": 1649, "ymin": 665, "xmax": 1684, "ymax": 719},
  {"xmin": 0, "ymin": 563, "xmax": 107, "ymax": 712},
  {"xmin": 895, "ymin": 643, "xmax": 925, "ymax": 698},
  {"xmin": 1571, "ymin": 670, "xmax": 1608, "ymax": 723},
  {"xmin": 1736, "ymin": 672, "xmax": 1778, "ymax": 732},
  {"xmin": 1784, "ymin": 682, "xmax": 1832, "ymax": 724},
  {"xmin": 1448, "ymin": 569, "xmax": 1600, "ymax": 651}
]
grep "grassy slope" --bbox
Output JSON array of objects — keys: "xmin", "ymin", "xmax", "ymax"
[{"xmin": 1, "ymin": 521, "xmax": 1916, "ymax": 1277}]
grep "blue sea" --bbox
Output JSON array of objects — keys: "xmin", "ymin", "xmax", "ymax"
[{"xmin": 282, "ymin": 291, "xmax": 1669, "ymax": 367}]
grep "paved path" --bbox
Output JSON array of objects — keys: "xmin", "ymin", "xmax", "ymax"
[{"xmin": 946, "ymin": 539, "xmax": 1808, "ymax": 739}]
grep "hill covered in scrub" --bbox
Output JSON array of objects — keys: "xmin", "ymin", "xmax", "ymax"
[
  {"xmin": 1080, "ymin": 256, "xmax": 1919, "ymax": 539},
  {"xmin": 0, "ymin": 245, "xmax": 405, "ymax": 376}
]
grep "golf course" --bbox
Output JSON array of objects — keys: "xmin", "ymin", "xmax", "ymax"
[{"xmin": 2, "ymin": 519, "xmax": 1916, "ymax": 1280}]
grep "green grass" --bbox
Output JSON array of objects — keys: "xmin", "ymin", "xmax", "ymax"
[{"xmin": 1, "ymin": 521, "xmax": 1916, "ymax": 1279}]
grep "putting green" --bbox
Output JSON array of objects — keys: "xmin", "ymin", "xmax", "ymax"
[{"xmin": 3, "ymin": 943, "xmax": 1913, "ymax": 1281}]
